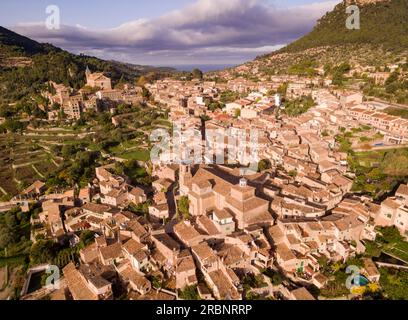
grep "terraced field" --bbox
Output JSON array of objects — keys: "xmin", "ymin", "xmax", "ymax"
[
  {"xmin": 0, "ymin": 132, "xmax": 75, "ymax": 197},
  {"xmin": 0, "ymin": 107, "xmax": 168, "ymax": 197}
]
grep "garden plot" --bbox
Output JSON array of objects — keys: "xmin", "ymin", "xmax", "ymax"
[
  {"xmin": 14, "ymin": 166, "xmax": 42, "ymax": 185},
  {"xmin": 33, "ymin": 161, "xmax": 58, "ymax": 177},
  {"xmin": 0, "ymin": 134, "xmax": 63, "ymax": 196}
]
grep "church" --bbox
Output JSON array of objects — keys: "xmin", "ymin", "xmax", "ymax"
[{"xmin": 85, "ymin": 66, "xmax": 112, "ymax": 90}]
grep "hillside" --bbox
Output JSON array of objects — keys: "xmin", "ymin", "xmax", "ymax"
[
  {"xmin": 280, "ymin": 0, "xmax": 408, "ymax": 54},
  {"xmin": 216, "ymin": 0, "xmax": 408, "ymax": 78},
  {"xmin": 0, "ymin": 26, "xmax": 52, "ymax": 56},
  {"xmin": 0, "ymin": 26, "xmax": 174, "ymax": 104}
]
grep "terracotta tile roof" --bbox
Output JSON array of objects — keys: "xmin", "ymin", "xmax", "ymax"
[
  {"xmin": 151, "ymin": 249, "xmax": 167, "ymax": 265},
  {"xmin": 382, "ymin": 198, "xmax": 401, "ymax": 210},
  {"xmin": 63, "ymin": 262, "xmax": 98, "ymax": 300},
  {"xmin": 208, "ymin": 270, "xmax": 240, "ymax": 300},
  {"xmin": 22, "ymin": 180, "xmax": 45, "ymax": 195},
  {"xmin": 129, "ymin": 187, "xmax": 145, "ymax": 197},
  {"xmin": 397, "ymin": 184, "xmax": 408, "ymax": 197},
  {"xmin": 268, "ymin": 225, "xmax": 285, "ymax": 243},
  {"xmin": 80, "ymin": 243, "xmax": 100, "ymax": 263},
  {"xmin": 174, "ymin": 221, "xmax": 201, "ymax": 243},
  {"xmin": 276, "ymin": 243, "xmax": 296, "ymax": 262},
  {"xmin": 152, "ymin": 233, "xmax": 181, "ymax": 251},
  {"xmin": 176, "ymin": 251, "xmax": 196, "ymax": 273},
  {"xmin": 290, "ymin": 287, "xmax": 315, "ymax": 300},
  {"xmin": 197, "ymin": 215, "xmax": 220, "ymax": 236},
  {"xmin": 192, "ymin": 242, "xmax": 218, "ymax": 263},
  {"xmin": 127, "ymin": 219, "xmax": 148, "ymax": 237},
  {"xmin": 123, "ymin": 239, "xmax": 145, "ymax": 255},
  {"xmin": 216, "ymin": 244, "xmax": 248, "ymax": 266},
  {"xmin": 100, "ymin": 242, "xmax": 123, "ymax": 261},
  {"xmin": 226, "ymin": 195, "xmax": 268, "ymax": 212},
  {"xmin": 212, "ymin": 208, "xmax": 233, "ymax": 220},
  {"xmin": 120, "ymin": 266, "xmax": 151, "ymax": 290},
  {"xmin": 82, "ymin": 203, "xmax": 111, "ymax": 214},
  {"xmin": 363, "ymin": 258, "xmax": 380, "ymax": 277}
]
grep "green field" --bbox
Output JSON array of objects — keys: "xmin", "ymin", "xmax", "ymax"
[
  {"xmin": 365, "ymin": 227, "xmax": 408, "ymax": 263},
  {"xmin": 349, "ymin": 148, "xmax": 408, "ymax": 198},
  {"xmin": 384, "ymin": 241, "xmax": 408, "ymax": 263},
  {"xmin": 383, "ymin": 107, "xmax": 408, "ymax": 120},
  {"xmin": 116, "ymin": 149, "xmax": 150, "ymax": 161},
  {"xmin": 0, "ymin": 134, "xmax": 65, "ymax": 197},
  {"xmin": 0, "ymin": 105, "xmax": 168, "ymax": 197}
]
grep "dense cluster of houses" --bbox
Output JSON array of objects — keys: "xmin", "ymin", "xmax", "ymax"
[
  {"xmin": 7, "ymin": 67, "xmax": 408, "ymax": 300},
  {"xmin": 42, "ymin": 68, "xmax": 143, "ymax": 121},
  {"xmin": 348, "ymin": 105, "xmax": 408, "ymax": 144}
]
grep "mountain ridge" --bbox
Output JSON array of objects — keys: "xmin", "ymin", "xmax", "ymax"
[
  {"xmin": 210, "ymin": 0, "xmax": 407, "ymax": 78},
  {"xmin": 274, "ymin": 0, "xmax": 408, "ymax": 55},
  {"xmin": 0, "ymin": 26, "xmax": 175, "ymax": 104}
]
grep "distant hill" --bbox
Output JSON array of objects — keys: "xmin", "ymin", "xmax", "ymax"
[
  {"xmin": 216, "ymin": 0, "xmax": 408, "ymax": 78},
  {"xmin": 0, "ymin": 26, "xmax": 175, "ymax": 104},
  {"xmin": 279, "ymin": 0, "xmax": 408, "ymax": 54},
  {"xmin": 0, "ymin": 26, "xmax": 56, "ymax": 56}
]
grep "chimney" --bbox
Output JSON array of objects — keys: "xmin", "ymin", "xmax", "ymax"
[{"xmin": 239, "ymin": 178, "xmax": 248, "ymax": 188}]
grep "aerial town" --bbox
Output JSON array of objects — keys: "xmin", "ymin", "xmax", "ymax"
[{"xmin": 1, "ymin": 59, "xmax": 408, "ymax": 301}]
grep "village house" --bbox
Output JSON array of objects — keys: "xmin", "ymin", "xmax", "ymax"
[
  {"xmin": 375, "ymin": 185, "xmax": 408, "ymax": 237},
  {"xmin": 62, "ymin": 262, "xmax": 113, "ymax": 300},
  {"xmin": 86, "ymin": 67, "xmax": 112, "ymax": 90},
  {"xmin": 191, "ymin": 242, "xmax": 241, "ymax": 300},
  {"xmin": 340, "ymin": 92, "xmax": 363, "ymax": 108},
  {"xmin": 173, "ymin": 221, "xmax": 203, "ymax": 247},
  {"xmin": 151, "ymin": 233, "xmax": 181, "ymax": 273},
  {"xmin": 289, "ymin": 287, "xmax": 316, "ymax": 300},
  {"xmin": 175, "ymin": 250, "xmax": 198, "ymax": 289},
  {"xmin": 180, "ymin": 165, "xmax": 273, "ymax": 230}
]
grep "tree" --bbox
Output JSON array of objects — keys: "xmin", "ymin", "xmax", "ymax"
[
  {"xmin": 200, "ymin": 114, "xmax": 211, "ymax": 122},
  {"xmin": 30, "ymin": 240, "xmax": 58, "ymax": 265},
  {"xmin": 258, "ymin": 159, "xmax": 272, "ymax": 172},
  {"xmin": 80, "ymin": 230, "xmax": 96, "ymax": 247},
  {"xmin": 127, "ymin": 201, "xmax": 150, "ymax": 217},
  {"xmin": 272, "ymin": 273, "xmax": 283, "ymax": 286},
  {"xmin": 0, "ymin": 228, "xmax": 14, "ymax": 248},
  {"xmin": 179, "ymin": 285, "xmax": 200, "ymax": 300},
  {"xmin": 137, "ymin": 76, "xmax": 147, "ymax": 87},
  {"xmin": 377, "ymin": 227, "xmax": 404, "ymax": 244},
  {"xmin": 178, "ymin": 196, "xmax": 190, "ymax": 219},
  {"xmin": 0, "ymin": 207, "xmax": 31, "ymax": 251},
  {"xmin": 277, "ymin": 83, "xmax": 288, "ymax": 97},
  {"xmin": 0, "ymin": 119, "xmax": 24, "ymax": 133},
  {"xmin": 191, "ymin": 68, "xmax": 203, "ymax": 80},
  {"xmin": 142, "ymin": 87, "xmax": 151, "ymax": 99},
  {"xmin": 288, "ymin": 170, "xmax": 297, "ymax": 178},
  {"xmin": 61, "ymin": 145, "xmax": 77, "ymax": 159},
  {"xmin": 208, "ymin": 102, "xmax": 224, "ymax": 112}
]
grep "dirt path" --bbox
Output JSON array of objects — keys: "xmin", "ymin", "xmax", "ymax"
[
  {"xmin": 12, "ymin": 158, "xmax": 47, "ymax": 169},
  {"xmin": 0, "ymin": 267, "xmax": 6, "ymax": 289},
  {"xmin": 0, "ymin": 186, "xmax": 7, "ymax": 196},
  {"xmin": 32, "ymin": 165, "xmax": 45, "ymax": 179},
  {"xmin": 0, "ymin": 266, "xmax": 11, "ymax": 300}
]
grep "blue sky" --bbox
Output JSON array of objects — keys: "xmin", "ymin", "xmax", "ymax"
[
  {"xmin": 0, "ymin": 0, "xmax": 340, "ymax": 66},
  {"xmin": 0, "ymin": 0, "xmax": 331, "ymax": 27}
]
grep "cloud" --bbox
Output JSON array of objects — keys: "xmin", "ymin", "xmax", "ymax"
[{"xmin": 10, "ymin": 0, "xmax": 340, "ymax": 66}]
